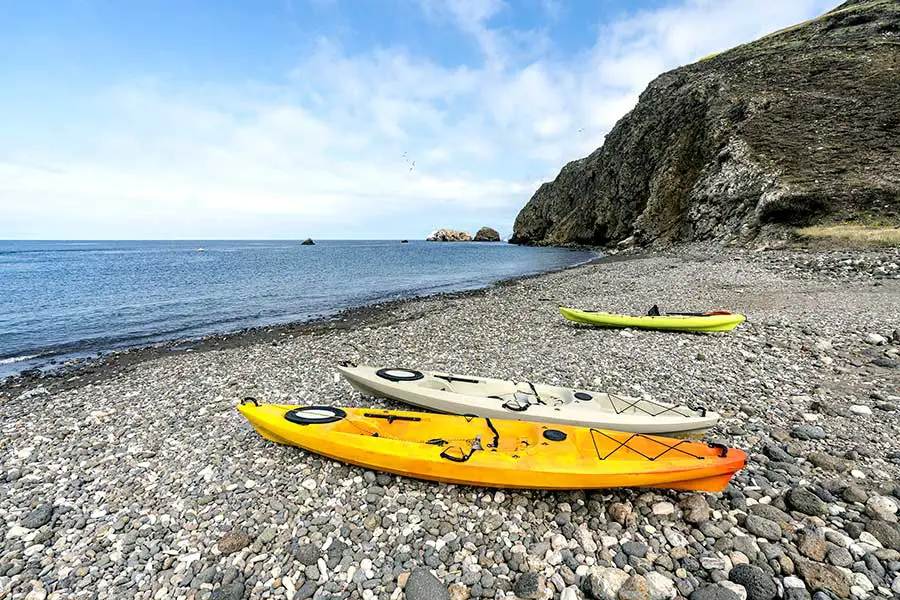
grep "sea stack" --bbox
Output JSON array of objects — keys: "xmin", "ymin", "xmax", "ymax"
[
  {"xmin": 510, "ymin": 0, "xmax": 900, "ymax": 247},
  {"xmin": 426, "ymin": 229, "xmax": 473, "ymax": 242},
  {"xmin": 474, "ymin": 227, "xmax": 501, "ymax": 242},
  {"xmin": 301, "ymin": 238, "xmax": 315, "ymax": 245}
]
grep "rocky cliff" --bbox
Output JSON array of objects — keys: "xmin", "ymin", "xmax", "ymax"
[{"xmin": 511, "ymin": 0, "xmax": 900, "ymax": 247}]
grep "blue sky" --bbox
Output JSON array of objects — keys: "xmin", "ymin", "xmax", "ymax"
[{"xmin": 0, "ymin": 0, "xmax": 842, "ymax": 240}]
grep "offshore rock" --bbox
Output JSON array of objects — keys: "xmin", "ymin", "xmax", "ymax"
[
  {"xmin": 473, "ymin": 226, "xmax": 501, "ymax": 242},
  {"xmin": 427, "ymin": 229, "xmax": 473, "ymax": 242},
  {"xmin": 511, "ymin": 0, "xmax": 900, "ymax": 247}
]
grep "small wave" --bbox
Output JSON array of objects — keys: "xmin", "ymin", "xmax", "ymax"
[{"xmin": 0, "ymin": 354, "xmax": 40, "ymax": 365}]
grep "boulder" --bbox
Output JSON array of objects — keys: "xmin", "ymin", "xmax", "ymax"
[{"xmin": 300, "ymin": 238, "xmax": 315, "ymax": 245}]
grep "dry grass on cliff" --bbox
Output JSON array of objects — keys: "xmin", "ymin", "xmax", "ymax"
[{"xmin": 796, "ymin": 224, "xmax": 900, "ymax": 248}]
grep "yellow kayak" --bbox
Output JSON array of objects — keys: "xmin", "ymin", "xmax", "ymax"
[
  {"xmin": 237, "ymin": 400, "xmax": 746, "ymax": 492},
  {"xmin": 560, "ymin": 306, "xmax": 746, "ymax": 332}
]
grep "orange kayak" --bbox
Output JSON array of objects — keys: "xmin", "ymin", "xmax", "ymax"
[{"xmin": 237, "ymin": 400, "xmax": 746, "ymax": 492}]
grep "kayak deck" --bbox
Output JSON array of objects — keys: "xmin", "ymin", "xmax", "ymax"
[
  {"xmin": 337, "ymin": 363, "xmax": 720, "ymax": 436},
  {"xmin": 560, "ymin": 307, "xmax": 746, "ymax": 332},
  {"xmin": 237, "ymin": 402, "xmax": 746, "ymax": 492}
]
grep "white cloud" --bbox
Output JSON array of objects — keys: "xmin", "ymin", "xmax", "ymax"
[{"xmin": 0, "ymin": 0, "xmax": 842, "ymax": 238}]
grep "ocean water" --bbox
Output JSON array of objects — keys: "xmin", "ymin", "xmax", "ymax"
[{"xmin": 0, "ymin": 240, "xmax": 596, "ymax": 377}]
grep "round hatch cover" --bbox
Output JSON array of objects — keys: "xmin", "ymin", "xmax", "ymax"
[
  {"xmin": 285, "ymin": 406, "xmax": 347, "ymax": 425},
  {"xmin": 543, "ymin": 429, "xmax": 567, "ymax": 442},
  {"xmin": 573, "ymin": 392, "xmax": 592, "ymax": 401},
  {"xmin": 376, "ymin": 368, "xmax": 424, "ymax": 382}
]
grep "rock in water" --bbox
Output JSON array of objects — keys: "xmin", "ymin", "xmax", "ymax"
[
  {"xmin": 426, "ymin": 229, "xmax": 473, "ymax": 242},
  {"xmin": 405, "ymin": 568, "xmax": 451, "ymax": 600},
  {"xmin": 473, "ymin": 226, "xmax": 501, "ymax": 242},
  {"xmin": 301, "ymin": 238, "xmax": 315, "ymax": 245},
  {"xmin": 510, "ymin": 0, "xmax": 900, "ymax": 247}
]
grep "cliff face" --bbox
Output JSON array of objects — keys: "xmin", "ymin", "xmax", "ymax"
[{"xmin": 511, "ymin": 0, "xmax": 900, "ymax": 247}]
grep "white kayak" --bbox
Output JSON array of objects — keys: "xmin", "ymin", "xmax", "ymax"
[{"xmin": 336, "ymin": 363, "xmax": 720, "ymax": 436}]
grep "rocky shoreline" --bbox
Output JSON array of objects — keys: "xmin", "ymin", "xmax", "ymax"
[{"xmin": 1, "ymin": 245, "xmax": 899, "ymax": 600}]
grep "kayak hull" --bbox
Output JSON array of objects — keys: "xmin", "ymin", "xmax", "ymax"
[
  {"xmin": 337, "ymin": 364, "xmax": 719, "ymax": 436},
  {"xmin": 560, "ymin": 307, "xmax": 746, "ymax": 332},
  {"xmin": 237, "ymin": 402, "xmax": 746, "ymax": 492}
]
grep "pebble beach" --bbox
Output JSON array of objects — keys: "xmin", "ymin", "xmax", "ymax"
[{"xmin": 2, "ymin": 245, "xmax": 900, "ymax": 600}]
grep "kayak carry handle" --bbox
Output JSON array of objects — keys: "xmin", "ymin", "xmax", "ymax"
[
  {"xmin": 241, "ymin": 397, "xmax": 259, "ymax": 406},
  {"xmin": 707, "ymin": 442, "xmax": 728, "ymax": 457}
]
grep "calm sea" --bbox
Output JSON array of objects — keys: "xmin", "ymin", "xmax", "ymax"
[{"xmin": 0, "ymin": 240, "xmax": 596, "ymax": 377}]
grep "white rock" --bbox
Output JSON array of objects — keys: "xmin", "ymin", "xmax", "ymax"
[
  {"xmin": 575, "ymin": 524, "xmax": 598, "ymax": 554},
  {"xmin": 551, "ymin": 534, "xmax": 567, "ymax": 550},
  {"xmin": 814, "ymin": 339, "xmax": 833, "ymax": 352},
  {"xmin": 850, "ymin": 405, "xmax": 873, "ymax": 416},
  {"xmin": 783, "ymin": 576, "xmax": 805, "ymax": 589},
  {"xmin": 892, "ymin": 576, "xmax": 900, "ymax": 595},
  {"xmin": 301, "ymin": 479, "xmax": 317, "ymax": 490},
  {"xmin": 24, "ymin": 586, "xmax": 48, "ymax": 600},
  {"xmin": 586, "ymin": 566, "xmax": 629, "ymax": 600},
  {"xmin": 652, "ymin": 502, "xmax": 675, "ymax": 516},
  {"xmin": 865, "ymin": 495, "xmax": 898, "ymax": 522},
  {"xmin": 644, "ymin": 571, "xmax": 677, "ymax": 600},
  {"xmin": 802, "ymin": 413, "xmax": 820, "ymax": 422},
  {"xmin": 700, "ymin": 556, "xmax": 726, "ymax": 570},
  {"xmin": 859, "ymin": 532, "xmax": 884, "ymax": 548},
  {"xmin": 619, "ymin": 330, "xmax": 634, "ymax": 338},
  {"xmin": 719, "ymin": 581, "xmax": 747, "ymax": 600},
  {"xmin": 851, "ymin": 469, "xmax": 866, "ymax": 479},
  {"xmin": 6, "ymin": 525, "xmax": 29, "ymax": 539},
  {"xmin": 600, "ymin": 535, "xmax": 618, "ymax": 548},
  {"xmin": 663, "ymin": 527, "xmax": 689, "ymax": 548},
  {"xmin": 866, "ymin": 333, "xmax": 887, "ymax": 345},
  {"xmin": 853, "ymin": 572, "xmax": 874, "ymax": 592},
  {"xmin": 560, "ymin": 586, "xmax": 580, "ymax": 600},
  {"xmin": 730, "ymin": 551, "xmax": 750, "ymax": 566},
  {"xmin": 283, "ymin": 576, "xmax": 296, "ymax": 594}
]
